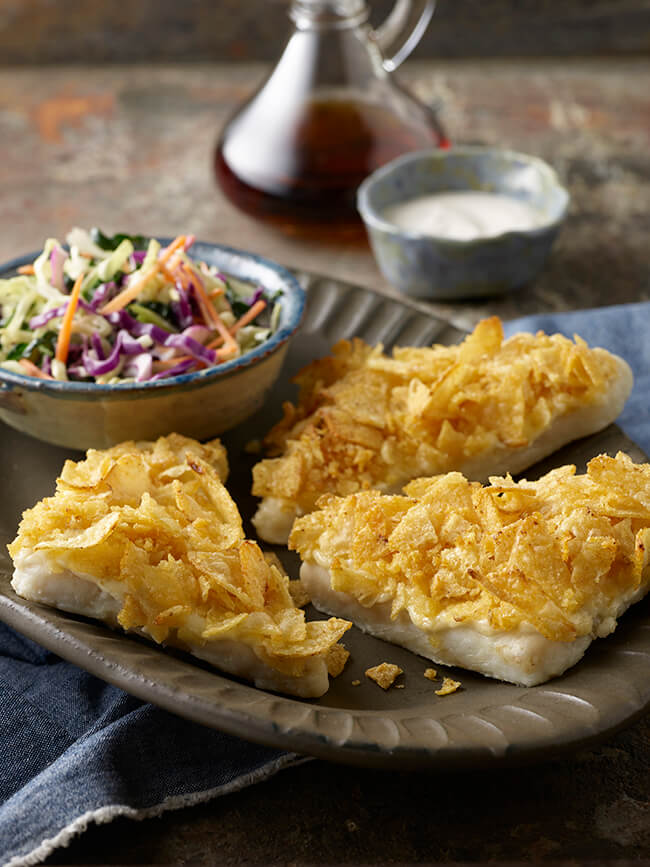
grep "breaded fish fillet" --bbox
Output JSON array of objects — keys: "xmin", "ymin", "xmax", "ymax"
[
  {"xmin": 252, "ymin": 317, "xmax": 633, "ymax": 544},
  {"xmin": 8, "ymin": 434, "xmax": 349, "ymax": 698},
  {"xmin": 289, "ymin": 452, "xmax": 650, "ymax": 686}
]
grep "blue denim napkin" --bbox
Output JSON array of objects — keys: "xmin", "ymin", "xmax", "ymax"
[
  {"xmin": 1, "ymin": 302, "xmax": 649, "ymax": 867},
  {"xmin": 0, "ymin": 624, "xmax": 303, "ymax": 867}
]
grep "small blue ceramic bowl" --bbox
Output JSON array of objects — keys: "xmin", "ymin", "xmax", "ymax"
[
  {"xmin": 357, "ymin": 146, "xmax": 570, "ymax": 300},
  {"xmin": 0, "ymin": 241, "xmax": 305, "ymax": 450}
]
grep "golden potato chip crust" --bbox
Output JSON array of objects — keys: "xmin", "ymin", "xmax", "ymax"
[
  {"xmin": 253, "ymin": 318, "xmax": 628, "ymax": 514},
  {"xmin": 288, "ymin": 579, "xmax": 312, "ymax": 609},
  {"xmin": 290, "ymin": 452, "xmax": 650, "ymax": 644},
  {"xmin": 9, "ymin": 434, "xmax": 350, "ymax": 679}
]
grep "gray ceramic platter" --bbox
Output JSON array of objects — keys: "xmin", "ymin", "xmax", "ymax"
[{"xmin": 1, "ymin": 271, "xmax": 649, "ymax": 771}]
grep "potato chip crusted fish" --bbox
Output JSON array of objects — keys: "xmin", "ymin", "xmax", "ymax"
[
  {"xmin": 252, "ymin": 317, "xmax": 633, "ymax": 544},
  {"xmin": 289, "ymin": 452, "xmax": 650, "ymax": 686},
  {"xmin": 8, "ymin": 434, "xmax": 349, "ymax": 698}
]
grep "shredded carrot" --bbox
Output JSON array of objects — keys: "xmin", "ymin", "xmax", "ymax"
[
  {"xmin": 192, "ymin": 275, "xmax": 223, "ymax": 330},
  {"xmin": 17, "ymin": 264, "xmax": 35, "ymax": 275},
  {"xmin": 231, "ymin": 299, "xmax": 267, "ymax": 335},
  {"xmin": 100, "ymin": 263, "xmax": 160, "ymax": 315},
  {"xmin": 158, "ymin": 235, "xmax": 186, "ymax": 266},
  {"xmin": 214, "ymin": 326, "xmax": 238, "ymax": 358},
  {"xmin": 180, "ymin": 265, "xmax": 238, "ymax": 355},
  {"xmin": 18, "ymin": 358, "xmax": 54, "ymax": 380},
  {"xmin": 100, "ymin": 236, "xmax": 186, "ymax": 315},
  {"xmin": 160, "ymin": 248, "xmax": 228, "ymax": 341},
  {"xmin": 152, "ymin": 356, "xmax": 188, "ymax": 369},
  {"xmin": 55, "ymin": 274, "xmax": 84, "ymax": 364},
  {"xmin": 216, "ymin": 343, "xmax": 240, "ymax": 361},
  {"xmin": 165, "ymin": 251, "xmax": 183, "ymax": 274},
  {"xmin": 206, "ymin": 300, "xmax": 267, "ymax": 350},
  {"xmin": 159, "ymin": 262, "xmax": 178, "ymax": 284}
]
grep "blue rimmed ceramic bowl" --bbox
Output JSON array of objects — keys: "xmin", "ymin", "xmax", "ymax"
[
  {"xmin": 0, "ymin": 241, "xmax": 305, "ymax": 450},
  {"xmin": 357, "ymin": 146, "xmax": 570, "ymax": 300}
]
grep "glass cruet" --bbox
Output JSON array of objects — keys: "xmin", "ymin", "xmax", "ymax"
[{"xmin": 214, "ymin": 0, "xmax": 448, "ymax": 238}]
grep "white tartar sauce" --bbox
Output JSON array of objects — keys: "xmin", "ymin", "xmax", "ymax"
[{"xmin": 382, "ymin": 191, "xmax": 546, "ymax": 241}]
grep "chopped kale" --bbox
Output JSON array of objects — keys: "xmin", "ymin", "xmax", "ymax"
[
  {"xmin": 9, "ymin": 331, "xmax": 58, "ymax": 362},
  {"xmin": 91, "ymin": 228, "xmax": 149, "ymax": 251},
  {"xmin": 7, "ymin": 342, "xmax": 27, "ymax": 360}
]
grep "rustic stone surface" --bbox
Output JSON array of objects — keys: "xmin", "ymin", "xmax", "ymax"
[
  {"xmin": 1, "ymin": 59, "xmax": 649, "ymax": 331},
  {"xmin": 44, "ymin": 720, "xmax": 650, "ymax": 863}
]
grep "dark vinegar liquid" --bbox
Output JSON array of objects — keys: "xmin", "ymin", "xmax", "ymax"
[{"xmin": 215, "ymin": 98, "xmax": 448, "ymax": 240}]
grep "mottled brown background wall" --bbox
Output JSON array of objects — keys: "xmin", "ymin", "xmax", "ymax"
[{"xmin": 0, "ymin": 0, "xmax": 649, "ymax": 63}]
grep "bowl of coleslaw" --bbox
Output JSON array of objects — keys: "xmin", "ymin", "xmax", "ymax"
[{"xmin": 0, "ymin": 228, "xmax": 305, "ymax": 449}]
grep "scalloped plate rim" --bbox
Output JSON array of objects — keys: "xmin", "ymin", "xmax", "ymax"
[{"xmin": 0, "ymin": 269, "xmax": 649, "ymax": 770}]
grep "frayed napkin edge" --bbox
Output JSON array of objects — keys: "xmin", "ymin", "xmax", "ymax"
[{"xmin": 4, "ymin": 753, "xmax": 309, "ymax": 867}]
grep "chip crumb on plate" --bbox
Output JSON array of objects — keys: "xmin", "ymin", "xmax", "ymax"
[
  {"xmin": 365, "ymin": 662, "xmax": 403, "ymax": 690},
  {"xmin": 351, "ymin": 679, "xmax": 361, "ymax": 686},
  {"xmin": 326, "ymin": 643, "xmax": 350, "ymax": 677},
  {"xmin": 424, "ymin": 668, "xmax": 437, "ymax": 681},
  {"xmin": 435, "ymin": 677, "xmax": 461, "ymax": 696}
]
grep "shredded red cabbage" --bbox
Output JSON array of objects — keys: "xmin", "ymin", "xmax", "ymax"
[
  {"xmin": 150, "ymin": 358, "xmax": 195, "ymax": 381},
  {"xmin": 91, "ymin": 332, "xmax": 106, "ymax": 360},
  {"xmin": 171, "ymin": 284, "xmax": 194, "ymax": 329},
  {"xmin": 123, "ymin": 353, "xmax": 153, "ymax": 382},
  {"xmin": 29, "ymin": 297, "xmax": 96, "ymax": 330},
  {"xmin": 106, "ymin": 310, "xmax": 170, "ymax": 345},
  {"xmin": 67, "ymin": 342, "xmax": 84, "ymax": 363},
  {"xmin": 244, "ymin": 287, "xmax": 265, "ymax": 307},
  {"xmin": 81, "ymin": 330, "xmax": 145, "ymax": 376},
  {"xmin": 89, "ymin": 281, "xmax": 118, "ymax": 311},
  {"xmin": 49, "ymin": 246, "xmax": 66, "ymax": 292},
  {"xmin": 164, "ymin": 332, "xmax": 216, "ymax": 364}
]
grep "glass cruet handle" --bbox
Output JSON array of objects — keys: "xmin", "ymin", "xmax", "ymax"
[{"xmin": 371, "ymin": 0, "xmax": 436, "ymax": 71}]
